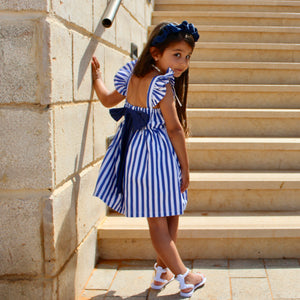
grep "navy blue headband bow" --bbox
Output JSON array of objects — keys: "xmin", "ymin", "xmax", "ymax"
[{"xmin": 151, "ymin": 21, "xmax": 199, "ymax": 46}]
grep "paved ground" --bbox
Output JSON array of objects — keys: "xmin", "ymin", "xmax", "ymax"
[{"xmin": 79, "ymin": 258, "xmax": 300, "ymax": 300}]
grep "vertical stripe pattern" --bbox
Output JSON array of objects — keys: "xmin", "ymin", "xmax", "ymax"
[{"xmin": 93, "ymin": 62, "xmax": 187, "ymax": 218}]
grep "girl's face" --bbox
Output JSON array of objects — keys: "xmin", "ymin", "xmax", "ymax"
[{"xmin": 153, "ymin": 40, "xmax": 193, "ymax": 77}]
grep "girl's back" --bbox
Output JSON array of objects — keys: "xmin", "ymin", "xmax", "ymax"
[{"xmin": 126, "ymin": 72, "xmax": 156, "ymax": 108}]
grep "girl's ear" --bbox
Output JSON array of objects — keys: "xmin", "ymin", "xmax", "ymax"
[{"xmin": 150, "ymin": 46, "xmax": 160, "ymax": 62}]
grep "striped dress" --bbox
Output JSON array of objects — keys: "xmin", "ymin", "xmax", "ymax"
[{"xmin": 93, "ymin": 60, "xmax": 188, "ymax": 218}]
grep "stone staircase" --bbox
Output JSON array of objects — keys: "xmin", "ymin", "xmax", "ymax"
[{"xmin": 97, "ymin": 0, "xmax": 300, "ymax": 259}]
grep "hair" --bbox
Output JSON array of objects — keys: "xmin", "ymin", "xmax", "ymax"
[{"xmin": 133, "ymin": 22, "xmax": 197, "ymax": 136}]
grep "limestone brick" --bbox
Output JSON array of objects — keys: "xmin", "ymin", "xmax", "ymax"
[
  {"xmin": 58, "ymin": 228, "xmax": 98, "ymax": 299},
  {"xmin": 43, "ymin": 180, "xmax": 77, "ymax": 276},
  {"xmin": 0, "ymin": 0, "xmax": 49, "ymax": 11},
  {"xmin": 122, "ymin": 0, "xmax": 135, "ymax": 17},
  {"xmin": 77, "ymin": 164, "xmax": 107, "ymax": 243},
  {"xmin": 116, "ymin": 7, "xmax": 131, "ymax": 53},
  {"xmin": 231, "ymin": 278, "xmax": 273, "ymax": 300},
  {"xmin": 192, "ymin": 260, "xmax": 231, "ymax": 300},
  {"xmin": 0, "ymin": 107, "xmax": 53, "ymax": 190},
  {"xmin": 93, "ymin": 0, "xmax": 107, "ymax": 31},
  {"xmin": 52, "ymin": 0, "xmax": 92, "ymax": 32},
  {"xmin": 49, "ymin": 21, "xmax": 72, "ymax": 103},
  {"xmin": 0, "ymin": 20, "xmax": 39, "ymax": 104},
  {"xmin": 85, "ymin": 261, "xmax": 118, "ymax": 290},
  {"xmin": 0, "ymin": 278, "xmax": 57, "ymax": 300},
  {"xmin": 80, "ymin": 289, "xmax": 107, "ymax": 299},
  {"xmin": 93, "ymin": 102, "xmax": 116, "ymax": 159},
  {"xmin": 0, "ymin": 192, "xmax": 45, "ymax": 276},
  {"xmin": 135, "ymin": 0, "xmax": 147, "ymax": 26},
  {"xmin": 130, "ymin": 22, "xmax": 146, "ymax": 59},
  {"xmin": 76, "ymin": 228, "xmax": 99, "ymax": 297},
  {"xmin": 94, "ymin": 0, "xmax": 116, "ymax": 45},
  {"xmin": 229, "ymin": 260, "xmax": 267, "ymax": 277},
  {"xmin": 108, "ymin": 266, "xmax": 153, "ymax": 298},
  {"xmin": 116, "ymin": 10, "xmax": 147, "ymax": 58},
  {"xmin": 104, "ymin": 47, "xmax": 128, "ymax": 91},
  {"xmin": 73, "ymin": 33, "xmax": 100, "ymax": 101},
  {"xmin": 145, "ymin": 0, "xmax": 154, "ymax": 28},
  {"xmin": 265, "ymin": 259, "xmax": 300, "ymax": 298},
  {"xmin": 0, "ymin": 280, "xmax": 44, "ymax": 300},
  {"xmin": 122, "ymin": 0, "xmax": 145, "ymax": 26},
  {"xmin": 54, "ymin": 103, "xmax": 93, "ymax": 186}
]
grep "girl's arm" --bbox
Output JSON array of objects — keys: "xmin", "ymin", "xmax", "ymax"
[
  {"xmin": 159, "ymin": 84, "xmax": 189, "ymax": 193},
  {"xmin": 92, "ymin": 56, "xmax": 125, "ymax": 108}
]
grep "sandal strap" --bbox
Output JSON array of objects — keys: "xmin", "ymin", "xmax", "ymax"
[
  {"xmin": 176, "ymin": 268, "xmax": 194, "ymax": 290},
  {"xmin": 153, "ymin": 263, "xmax": 168, "ymax": 283}
]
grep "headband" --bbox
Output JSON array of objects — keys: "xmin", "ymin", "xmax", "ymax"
[{"xmin": 151, "ymin": 21, "xmax": 199, "ymax": 46}]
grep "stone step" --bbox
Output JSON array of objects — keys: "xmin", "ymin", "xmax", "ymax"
[
  {"xmin": 188, "ymin": 170, "xmax": 300, "ymax": 211},
  {"xmin": 193, "ymin": 42, "xmax": 300, "ymax": 62},
  {"xmin": 187, "ymin": 108, "xmax": 300, "ymax": 137},
  {"xmin": 97, "ymin": 212, "xmax": 300, "ymax": 259},
  {"xmin": 152, "ymin": 11, "xmax": 300, "ymax": 27},
  {"xmin": 148, "ymin": 25, "xmax": 300, "ymax": 43},
  {"xmin": 188, "ymin": 84, "xmax": 300, "ymax": 108},
  {"xmin": 155, "ymin": 0, "xmax": 300, "ymax": 13},
  {"xmin": 187, "ymin": 137, "xmax": 300, "ymax": 170},
  {"xmin": 189, "ymin": 61, "xmax": 300, "ymax": 84}
]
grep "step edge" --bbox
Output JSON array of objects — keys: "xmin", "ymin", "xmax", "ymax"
[
  {"xmin": 152, "ymin": 11, "xmax": 300, "ymax": 18},
  {"xmin": 186, "ymin": 137, "xmax": 300, "ymax": 150},
  {"xmin": 155, "ymin": 0, "xmax": 300, "ymax": 7},
  {"xmin": 187, "ymin": 108, "xmax": 300, "ymax": 118},
  {"xmin": 188, "ymin": 84, "xmax": 300, "ymax": 92},
  {"xmin": 98, "ymin": 214, "xmax": 300, "ymax": 239},
  {"xmin": 195, "ymin": 42, "xmax": 300, "ymax": 50},
  {"xmin": 190, "ymin": 61, "xmax": 300, "ymax": 69}
]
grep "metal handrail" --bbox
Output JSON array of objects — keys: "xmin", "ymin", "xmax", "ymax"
[{"xmin": 102, "ymin": 0, "xmax": 122, "ymax": 28}]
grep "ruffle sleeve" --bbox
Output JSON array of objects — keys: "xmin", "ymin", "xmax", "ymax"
[
  {"xmin": 114, "ymin": 60, "xmax": 137, "ymax": 96},
  {"xmin": 151, "ymin": 68, "xmax": 175, "ymax": 107}
]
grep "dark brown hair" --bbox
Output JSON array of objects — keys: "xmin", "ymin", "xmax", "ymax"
[{"xmin": 133, "ymin": 22, "xmax": 196, "ymax": 136}]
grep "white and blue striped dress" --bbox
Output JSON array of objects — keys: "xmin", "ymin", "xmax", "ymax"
[{"xmin": 93, "ymin": 60, "xmax": 188, "ymax": 218}]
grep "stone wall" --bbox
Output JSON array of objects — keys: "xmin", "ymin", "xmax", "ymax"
[{"xmin": 0, "ymin": 0, "xmax": 154, "ymax": 299}]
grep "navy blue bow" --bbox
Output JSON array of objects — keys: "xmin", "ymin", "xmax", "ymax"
[
  {"xmin": 151, "ymin": 21, "xmax": 199, "ymax": 46},
  {"xmin": 109, "ymin": 107, "xmax": 149, "ymax": 195}
]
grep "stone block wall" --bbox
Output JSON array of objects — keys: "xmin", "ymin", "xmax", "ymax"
[{"xmin": 0, "ymin": 0, "xmax": 154, "ymax": 299}]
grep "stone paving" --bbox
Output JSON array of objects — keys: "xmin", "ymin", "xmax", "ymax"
[{"xmin": 79, "ymin": 259, "xmax": 300, "ymax": 300}]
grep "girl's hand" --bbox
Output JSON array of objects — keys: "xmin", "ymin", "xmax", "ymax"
[
  {"xmin": 181, "ymin": 168, "xmax": 189, "ymax": 193},
  {"xmin": 91, "ymin": 56, "xmax": 102, "ymax": 81}
]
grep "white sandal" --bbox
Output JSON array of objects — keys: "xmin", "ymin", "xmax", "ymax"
[
  {"xmin": 176, "ymin": 268, "xmax": 206, "ymax": 298},
  {"xmin": 151, "ymin": 263, "xmax": 175, "ymax": 290}
]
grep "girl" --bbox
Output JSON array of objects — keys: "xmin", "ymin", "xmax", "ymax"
[{"xmin": 92, "ymin": 21, "xmax": 206, "ymax": 298}]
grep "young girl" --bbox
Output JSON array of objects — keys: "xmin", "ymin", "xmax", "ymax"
[{"xmin": 92, "ymin": 21, "xmax": 206, "ymax": 298}]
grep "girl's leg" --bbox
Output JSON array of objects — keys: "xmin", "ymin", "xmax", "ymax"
[
  {"xmin": 156, "ymin": 215, "xmax": 179, "ymax": 269},
  {"xmin": 153, "ymin": 216, "xmax": 179, "ymax": 286},
  {"xmin": 148, "ymin": 216, "xmax": 204, "ymax": 293}
]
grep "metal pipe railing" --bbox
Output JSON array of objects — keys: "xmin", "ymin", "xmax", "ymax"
[{"xmin": 102, "ymin": 0, "xmax": 122, "ymax": 28}]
